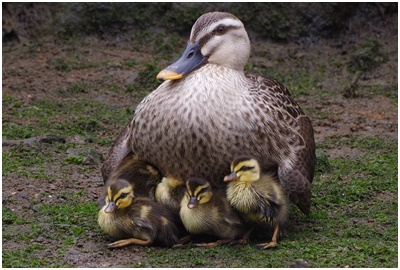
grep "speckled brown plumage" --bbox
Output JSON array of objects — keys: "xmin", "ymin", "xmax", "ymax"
[{"xmin": 102, "ymin": 11, "xmax": 315, "ymax": 215}]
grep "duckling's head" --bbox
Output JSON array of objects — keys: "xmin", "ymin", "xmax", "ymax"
[
  {"xmin": 224, "ymin": 157, "xmax": 261, "ymax": 183},
  {"xmin": 185, "ymin": 177, "xmax": 213, "ymax": 209},
  {"xmin": 103, "ymin": 179, "xmax": 134, "ymax": 213},
  {"xmin": 157, "ymin": 12, "xmax": 250, "ymax": 80}
]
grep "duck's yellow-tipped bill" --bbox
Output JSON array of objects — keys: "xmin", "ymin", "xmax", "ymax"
[
  {"xmin": 156, "ymin": 41, "xmax": 208, "ymax": 81},
  {"xmin": 156, "ymin": 70, "xmax": 183, "ymax": 81}
]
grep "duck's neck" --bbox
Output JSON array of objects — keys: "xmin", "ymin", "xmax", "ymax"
[{"xmin": 162, "ymin": 64, "xmax": 247, "ymax": 95}]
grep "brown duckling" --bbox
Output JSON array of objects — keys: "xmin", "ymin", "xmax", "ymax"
[
  {"xmin": 98, "ymin": 179, "xmax": 181, "ymax": 248},
  {"xmin": 155, "ymin": 177, "xmax": 186, "ymax": 213},
  {"xmin": 103, "ymin": 153, "xmax": 162, "ymax": 201},
  {"xmin": 178, "ymin": 177, "xmax": 248, "ymax": 248},
  {"xmin": 224, "ymin": 156, "xmax": 289, "ymax": 249}
]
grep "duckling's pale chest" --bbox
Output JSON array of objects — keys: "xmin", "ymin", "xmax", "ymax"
[
  {"xmin": 226, "ymin": 182, "xmax": 261, "ymax": 215},
  {"xmin": 179, "ymin": 203, "xmax": 211, "ymax": 234}
]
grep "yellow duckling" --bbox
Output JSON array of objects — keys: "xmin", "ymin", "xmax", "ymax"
[
  {"xmin": 224, "ymin": 156, "xmax": 289, "ymax": 249},
  {"xmin": 155, "ymin": 177, "xmax": 186, "ymax": 213},
  {"xmin": 98, "ymin": 179, "xmax": 181, "ymax": 248},
  {"xmin": 178, "ymin": 177, "xmax": 248, "ymax": 248}
]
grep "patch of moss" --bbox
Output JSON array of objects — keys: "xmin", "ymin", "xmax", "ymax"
[{"xmin": 347, "ymin": 40, "xmax": 387, "ymax": 73}]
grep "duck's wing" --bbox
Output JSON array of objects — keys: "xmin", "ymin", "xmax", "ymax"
[
  {"xmin": 101, "ymin": 124, "xmax": 133, "ymax": 183},
  {"xmin": 245, "ymin": 71, "xmax": 316, "ymax": 215}
]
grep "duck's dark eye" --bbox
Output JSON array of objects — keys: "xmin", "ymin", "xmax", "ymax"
[{"xmin": 215, "ymin": 25, "xmax": 226, "ymax": 34}]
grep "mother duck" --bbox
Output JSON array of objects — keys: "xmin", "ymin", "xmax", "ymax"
[{"xmin": 102, "ymin": 11, "xmax": 316, "ymax": 215}]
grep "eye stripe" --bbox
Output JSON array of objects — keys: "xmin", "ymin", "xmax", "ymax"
[
  {"xmin": 112, "ymin": 186, "xmax": 132, "ymax": 201},
  {"xmin": 190, "ymin": 15, "xmax": 241, "ymax": 41},
  {"xmin": 240, "ymin": 166, "xmax": 255, "ymax": 172},
  {"xmin": 198, "ymin": 24, "xmax": 240, "ymax": 48},
  {"xmin": 118, "ymin": 193, "xmax": 129, "ymax": 200}
]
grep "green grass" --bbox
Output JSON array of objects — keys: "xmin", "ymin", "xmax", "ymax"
[
  {"xmin": 2, "ymin": 245, "xmax": 50, "ymax": 267},
  {"xmin": 2, "ymin": 147, "xmax": 48, "ymax": 179},
  {"xmin": 2, "ymin": 193, "xmax": 100, "ymax": 267},
  {"xmin": 2, "ymin": 96, "xmax": 132, "ymax": 141},
  {"xmin": 245, "ymin": 64, "xmax": 323, "ymax": 97}
]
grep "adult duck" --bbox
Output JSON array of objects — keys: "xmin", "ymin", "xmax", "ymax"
[{"xmin": 102, "ymin": 11, "xmax": 316, "ymax": 215}]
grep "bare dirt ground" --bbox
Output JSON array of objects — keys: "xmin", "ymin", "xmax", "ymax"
[{"xmin": 2, "ymin": 7, "xmax": 397, "ymax": 267}]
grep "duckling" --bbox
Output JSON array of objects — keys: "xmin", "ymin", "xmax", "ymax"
[
  {"xmin": 178, "ymin": 177, "xmax": 248, "ymax": 248},
  {"xmin": 155, "ymin": 177, "xmax": 186, "ymax": 213},
  {"xmin": 103, "ymin": 153, "xmax": 162, "ymax": 201},
  {"xmin": 224, "ymin": 156, "xmax": 289, "ymax": 249},
  {"xmin": 98, "ymin": 179, "xmax": 181, "ymax": 248}
]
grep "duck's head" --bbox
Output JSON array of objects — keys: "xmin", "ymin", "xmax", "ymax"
[
  {"xmin": 185, "ymin": 177, "xmax": 213, "ymax": 209},
  {"xmin": 103, "ymin": 179, "xmax": 134, "ymax": 213},
  {"xmin": 224, "ymin": 157, "xmax": 261, "ymax": 183},
  {"xmin": 157, "ymin": 12, "xmax": 250, "ymax": 81}
]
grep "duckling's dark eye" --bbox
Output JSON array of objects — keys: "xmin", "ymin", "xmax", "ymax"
[
  {"xmin": 240, "ymin": 166, "xmax": 249, "ymax": 171},
  {"xmin": 199, "ymin": 187, "xmax": 208, "ymax": 194},
  {"xmin": 119, "ymin": 193, "xmax": 129, "ymax": 199},
  {"xmin": 240, "ymin": 166, "xmax": 253, "ymax": 172}
]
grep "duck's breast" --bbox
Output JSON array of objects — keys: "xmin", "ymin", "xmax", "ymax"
[{"xmin": 130, "ymin": 65, "xmax": 291, "ymax": 185}]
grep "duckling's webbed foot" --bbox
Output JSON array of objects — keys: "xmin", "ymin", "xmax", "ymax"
[
  {"xmin": 108, "ymin": 238, "xmax": 152, "ymax": 248},
  {"xmin": 256, "ymin": 241, "xmax": 278, "ymax": 249},
  {"xmin": 228, "ymin": 227, "xmax": 253, "ymax": 246},
  {"xmin": 194, "ymin": 239, "xmax": 234, "ymax": 248},
  {"xmin": 172, "ymin": 243, "xmax": 186, "ymax": 248},
  {"xmin": 256, "ymin": 223, "xmax": 280, "ymax": 249},
  {"xmin": 172, "ymin": 234, "xmax": 195, "ymax": 248},
  {"xmin": 228, "ymin": 238, "xmax": 248, "ymax": 246}
]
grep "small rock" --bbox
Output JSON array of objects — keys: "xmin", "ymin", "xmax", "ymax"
[
  {"xmin": 67, "ymin": 148, "xmax": 104, "ymax": 165},
  {"xmin": 289, "ymin": 259, "xmax": 311, "ymax": 268}
]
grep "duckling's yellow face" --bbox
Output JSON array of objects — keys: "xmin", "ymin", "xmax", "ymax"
[
  {"xmin": 104, "ymin": 182, "xmax": 134, "ymax": 213},
  {"xmin": 224, "ymin": 158, "xmax": 260, "ymax": 183},
  {"xmin": 185, "ymin": 178, "xmax": 212, "ymax": 209}
]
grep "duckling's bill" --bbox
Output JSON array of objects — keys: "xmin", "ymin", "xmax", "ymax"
[
  {"xmin": 104, "ymin": 201, "xmax": 116, "ymax": 213},
  {"xmin": 156, "ymin": 42, "xmax": 208, "ymax": 81},
  {"xmin": 224, "ymin": 172, "xmax": 238, "ymax": 182},
  {"xmin": 187, "ymin": 196, "xmax": 198, "ymax": 209}
]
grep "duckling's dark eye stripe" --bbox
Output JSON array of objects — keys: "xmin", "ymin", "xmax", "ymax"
[
  {"xmin": 199, "ymin": 187, "xmax": 208, "ymax": 194},
  {"xmin": 116, "ymin": 193, "xmax": 129, "ymax": 201},
  {"xmin": 240, "ymin": 166, "xmax": 254, "ymax": 172}
]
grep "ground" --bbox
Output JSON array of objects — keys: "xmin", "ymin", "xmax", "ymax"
[{"xmin": 2, "ymin": 5, "xmax": 398, "ymax": 268}]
